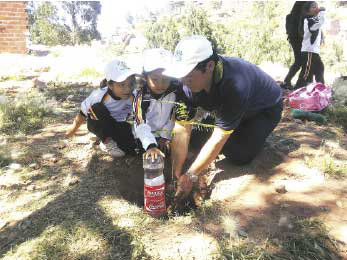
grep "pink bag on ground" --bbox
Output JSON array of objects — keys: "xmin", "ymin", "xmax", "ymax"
[{"xmin": 288, "ymin": 82, "xmax": 332, "ymax": 112}]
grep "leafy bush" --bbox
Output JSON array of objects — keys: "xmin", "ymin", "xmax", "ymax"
[
  {"xmin": 144, "ymin": 2, "xmax": 345, "ymax": 73},
  {"xmin": 144, "ymin": 3, "xmax": 292, "ymax": 66},
  {"xmin": 221, "ymin": 2, "xmax": 292, "ymax": 66},
  {"xmin": 144, "ymin": 6, "xmax": 223, "ymax": 52},
  {"xmin": 331, "ymin": 77, "xmax": 347, "ymax": 105},
  {"xmin": 180, "ymin": 6, "xmax": 219, "ymax": 50},
  {"xmin": 144, "ymin": 16, "xmax": 180, "ymax": 52},
  {"xmin": 0, "ymin": 92, "xmax": 55, "ymax": 135},
  {"xmin": 100, "ymin": 42, "xmax": 127, "ymax": 60},
  {"xmin": 321, "ymin": 37, "xmax": 347, "ymax": 75}
]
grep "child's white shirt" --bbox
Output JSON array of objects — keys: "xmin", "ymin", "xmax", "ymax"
[
  {"xmin": 301, "ymin": 11, "xmax": 325, "ymax": 54},
  {"xmin": 81, "ymin": 87, "xmax": 132, "ymax": 122}
]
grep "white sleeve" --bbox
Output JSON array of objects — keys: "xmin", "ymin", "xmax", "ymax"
[
  {"xmin": 81, "ymin": 95, "xmax": 92, "ymax": 116},
  {"xmin": 133, "ymin": 88, "xmax": 157, "ymax": 150},
  {"xmin": 310, "ymin": 11, "xmax": 325, "ymax": 31},
  {"xmin": 80, "ymin": 89, "xmax": 104, "ymax": 116},
  {"xmin": 134, "ymin": 123, "xmax": 157, "ymax": 150}
]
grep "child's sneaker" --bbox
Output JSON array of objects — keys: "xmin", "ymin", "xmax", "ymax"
[{"xmin": 99, "ymin": 140, "xmax": 125, "ymax": 157}]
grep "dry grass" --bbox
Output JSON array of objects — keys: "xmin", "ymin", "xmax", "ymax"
[
  {"xmin": 0, "ymin": 145, "xmax": 12, "ymax": 168},
  {"xmin": 0, "ymin": 90, "xmax": 57, "ymax": 135},
  {"xmin": 0, "ymin": 75, "xmax": 27, "ymax": 82},
  {"xmin": 305, "ymin": 141, "xmax": 347, "ymax": 178},
  {"xmin": 324, "ymin": 105, "xmax": 347, "ymax": 133},
  {"xmin": 219, "ymin": 218, "xmax": 340, "ymax": 260}
]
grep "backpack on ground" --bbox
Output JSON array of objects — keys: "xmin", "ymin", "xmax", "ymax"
[{"xmin": 288, "ymin": 82, "xmax": 332, "ymax": 112}]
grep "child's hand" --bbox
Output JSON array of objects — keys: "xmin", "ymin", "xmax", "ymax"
[
  {"xmin": 158, "ymin": 138, "xmax": 170, "ymax": 155},
  {"xmin": 65, "ymin": 128, "xmax": 76, "ymax": 138},
  {"xmin": 65, "ymin": 113, "xmax": 85, "ymax": 138},
  {"xmin": 144, "ymin": 147, "xmax": 165, "ymax": 161}
]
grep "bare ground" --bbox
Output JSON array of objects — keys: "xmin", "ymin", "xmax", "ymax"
[{"xmin": 0, "ymin": 81, "xmax": 347, "ymax": 259}]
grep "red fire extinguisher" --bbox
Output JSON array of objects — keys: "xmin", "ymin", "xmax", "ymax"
[{"xmin": 143, "ymin": 156, "xmax": 166, "ymax": 217}]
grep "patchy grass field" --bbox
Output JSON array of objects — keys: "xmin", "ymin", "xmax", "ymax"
[{"xmin": 1, "ymin": 60, "xmax": 347, "ymax": 259}]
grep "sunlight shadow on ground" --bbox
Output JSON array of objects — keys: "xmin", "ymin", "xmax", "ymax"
[{"xmin": 0, "ymin": 138, "xmax": 151, "ymax": 259}]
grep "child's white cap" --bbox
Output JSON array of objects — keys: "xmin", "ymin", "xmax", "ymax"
[
  {"xmin": 164, "ymin": 35, "xmax": 213, "ymax": 78},
  {"xmin": 143, "ymin": 48, "xmax": 173, "ymax": 73},
  {"xmin": 104, "ymin": 59, "xmax": 136, "ymax": 82}
]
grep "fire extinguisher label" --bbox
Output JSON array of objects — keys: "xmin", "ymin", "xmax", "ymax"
[{"xmin": 144, "ymin": 183, "xmax": 166, "ymax": 216}]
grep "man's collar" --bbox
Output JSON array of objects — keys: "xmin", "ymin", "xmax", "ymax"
[
  {"xmin": 213, "ymin": 56, "xmax": 223, "ymax": 86},
  {"xmin": 202, "ymin": 56, "xmax": 223, "ymax": 95}
]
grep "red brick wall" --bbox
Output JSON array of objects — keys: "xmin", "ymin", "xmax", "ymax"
[{"xmin": 0, "ymin": 1, "xmax": 28, "ymax": 54}]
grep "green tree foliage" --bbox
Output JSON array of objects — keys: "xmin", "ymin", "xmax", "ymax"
[
  {"xmin": 29, "ymin": 2, "xmax": 71, "ymax": 46},
  {"xmin": 29, "ymin": 1, "xmax": 101, "ymax": 46},
  {"xmin": 144, "ymin": 6, "xmax": 221, "ymax": 52},
  {"xmin": 220, "ymin": 2, "xmax": 292, "ymax": 66},
  {"xmin": 180, "ymin": 6, "xmax": 218, "ymax": 49},
  {"xmin": 144, "ymin": 2, "xmax": 292, "ymax": 66},
  {"xmin": 144, "ymin": 17, "xmax": 180, "ymax": 52},
  {"xmin": 61, "ymin": 1, "xmax": 101, "ymax": 45}
]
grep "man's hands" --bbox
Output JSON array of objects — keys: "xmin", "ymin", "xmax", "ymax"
[
  {"xmin": 174, "ymin": 174, "xmax": 193, "ymax": 203},
  {"xmin": 172, "ymin": 126, "xmax": 230, "ymax": 206}
]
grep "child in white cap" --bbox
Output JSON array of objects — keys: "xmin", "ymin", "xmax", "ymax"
[
  {"xmin": 66, "ymin": 59, "xmax": 137, "ymax": 157},
  {"xmin": 133, "ymin": 48, "xmax": 195, "ymax": 160}
]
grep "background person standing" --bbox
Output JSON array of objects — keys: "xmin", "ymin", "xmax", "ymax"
[
  {"xmin": 281, "ymin": 1, "xmax": 308, "ymax": 90},
  {"xmin": 295, "ymin": 1, "xmax": 326, "ymax": 89}
]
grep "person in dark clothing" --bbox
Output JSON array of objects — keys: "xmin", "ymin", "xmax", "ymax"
[
  {"xmin": 164, "ymin": 36, "xmax": 283, "ymax": 200},
  {"xmin": 295, "ymin": 1, "xmax": 325, "ymax": 89},
  {"xmin": 281, "ymin": 1, "xmax": 307, "ymax": 89}
]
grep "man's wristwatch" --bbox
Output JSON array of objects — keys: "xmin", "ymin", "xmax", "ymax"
[{"xmin": 184, "ymin": 171, "xmax": 198, "ymax": 183}]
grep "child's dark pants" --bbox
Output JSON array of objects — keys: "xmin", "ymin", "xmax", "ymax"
[{"xmin": 86, "ymin": 102, "xmax": 136, "ymax": 154}]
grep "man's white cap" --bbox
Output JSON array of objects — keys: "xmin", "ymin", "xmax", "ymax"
[
  {"xmin": 143, "ymin": 48, "xmax": 173, "ymax": 73},
  {"xmin": 104, "ymin": 59, "xmax": 136, "ymax": 82},
  {"xmin": 164, "ymin": 35, "xmax": 213, "ymax": 78}
]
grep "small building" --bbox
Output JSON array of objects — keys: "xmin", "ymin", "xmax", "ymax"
[{"xmin": 0, "ymin": 1, "xmax": 28, "ymax": 54}]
